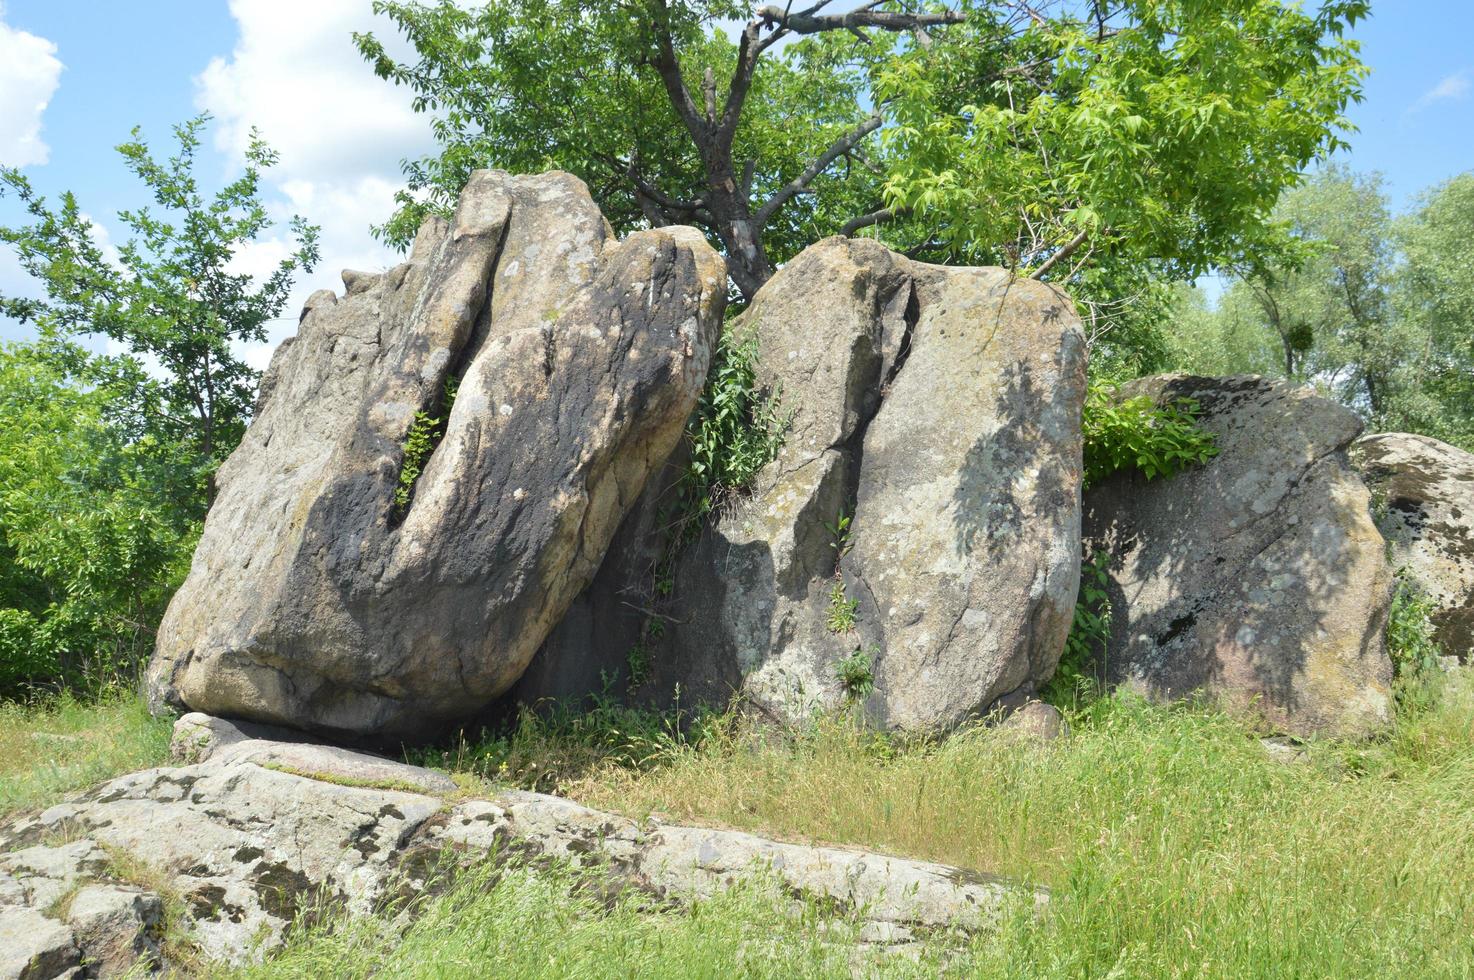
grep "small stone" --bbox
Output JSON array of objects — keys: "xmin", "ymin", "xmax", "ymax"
[{"xmin": 996, "ymin": 701, "xmax": 1067, "ymax": 742}]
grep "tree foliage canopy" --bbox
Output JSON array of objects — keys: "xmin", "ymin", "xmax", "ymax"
[
  {"xmin": 0, "ymin": 115, "xmax": 320, "ymax": 475},
  {"xmin": 358, "ymin": 0, "xmax": 1367, "ymax": 309},
  {"xmin": 0, "ymin": 117, "xmax": 318, "ymax": 692},
  {"xmin": 1166, "ymin": 167, "xmax": 1474, "ymax": 450}
]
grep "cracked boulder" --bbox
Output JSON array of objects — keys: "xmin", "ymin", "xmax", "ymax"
[
  {"xmin": 1083, "ymin": 376, "xmax": 1394, "ymax": 738},
  {"xmin": 0, "ymin": 716, "xmax": 1038, "ymax": 972},
  {"xmin": 1352, "ymin": 432, "xmax": 1474, "ymax": 662},
  {"xmin": 635, "ymin": 237, "xmax": 1087, "ymax": 731},
  {"xmin": 146, "ymin": 169, "xmax": 726, "ymax": 740}
]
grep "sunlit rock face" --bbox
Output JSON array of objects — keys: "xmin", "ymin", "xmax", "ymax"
[
  {"xmin": 147, "ymin": 170, "xmax": 726, "ymax": 740},
  {"xmin": 1085, "ymin": 375, "xmax": 1394, "ymax": 739},
  {"xmin": 1353, "ymin": 431, "xmax": 1474, "ymax": 663}
]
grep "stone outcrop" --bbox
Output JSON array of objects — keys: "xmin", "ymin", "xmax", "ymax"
[
  {"xmin": 1083, "ymin": 376, "xmax": 1394, "ymax": 738},
  {"xmin": 1352, "ymin": 432, "xmax": 1474, "ymax": 661},
  {"xmin": 146, "ymin": 170, "xmax": 726, "ymax": 740},
  {"xmin": 0, "ymin": 717, "xmax": 1041, "ymax": 974},
  {"xmin": 619, "ymin": 238, "xmax": 1087, "ymax": 732}
]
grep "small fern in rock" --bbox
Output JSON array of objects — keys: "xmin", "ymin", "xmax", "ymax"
[
  {"xmin": 395, "ymin": 377, "xmax": 458, "ymax": 513},
  {"xmin": 1082, "ymin": 380, "xmax": 1218, "ymax": 488}
]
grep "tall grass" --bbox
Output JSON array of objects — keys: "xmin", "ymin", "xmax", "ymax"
[
  {"xmin": 403, "ymin": 677, "xmax": 1474, "ymax": 977},
  {"xmin": 4, "ymin": 678, "xmax": 1472, "ymax": 975},
  {"xmin": 0, "ymin": 689, "xmax": 172, "ymax": 817}
]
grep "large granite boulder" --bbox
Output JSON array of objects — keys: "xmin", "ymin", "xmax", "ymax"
[
  {"xmin": 1352, "ymin": 432, "xmax": 1474, "ymax": 661},
  {"xmin": 628, "ymin": 238, "xmax": 1087, "ymax": 731},
  {"xmin": 1083, "ymin": 376, "xmax": 1394, "ymax": 738},
  {"xmin": 0, "ymin": 717, "xmax": 1040, "ymax": 971},
  {"xmin": 146, "ymin": 170, "xmax": 726, "ymax": 740}
]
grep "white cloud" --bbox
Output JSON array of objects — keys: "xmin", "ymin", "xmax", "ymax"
[
  {"xmin": 1410, "ymin": 70, "xmax": 1471, "ymax": 114},
  {"xmin": 0, "ymin": 2, "xmax": 64, "ymax": 167},
  {"xmin": 196, "ymin": 0, "xmax": 438, "ymax": 367}
]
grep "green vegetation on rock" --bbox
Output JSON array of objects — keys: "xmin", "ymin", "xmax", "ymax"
[{"xmin": 1081, "ymin": 379, "xmax": 1220, "ymax": 488}]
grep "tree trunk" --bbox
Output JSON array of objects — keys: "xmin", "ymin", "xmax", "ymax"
[{"xmin": 705, "ymin": 178, "xmax": 772, "ymax": 302}]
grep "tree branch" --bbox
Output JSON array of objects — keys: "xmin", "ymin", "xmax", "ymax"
[
  {"xmin": 1029, "ymin": 227, "xmax": 1091, "ymax": 280},
  {"xmin": 840, "ymin": 205, "xmax": 911, "ymax": 236},
  {"xmin": 651, "ymin": 1, "xmax": 708, "ymax": 141},
  {"xmin": 756, "ymin": 4, "xmax": 965, "ymax": 37},
  {"xmin": 755, "ymin": 113, "xmax": 883, "ymax": 226}
]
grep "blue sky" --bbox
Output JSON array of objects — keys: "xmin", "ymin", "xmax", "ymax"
[{"xmin": 0, "ymin": 1, "xmax": 1470, "ymax": 358}]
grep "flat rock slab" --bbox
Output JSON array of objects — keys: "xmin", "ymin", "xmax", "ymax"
[
  {"xmin": 1352, "ymin": 432, "xmax": 1474, "ymax": 661},
  {"xmin": 0, "ymin": 718, "xmax": 1040, "ymax": 974},
  {"xmin": 1083, "ymin": 375, "xmax": 1393, "ymax": 738}
]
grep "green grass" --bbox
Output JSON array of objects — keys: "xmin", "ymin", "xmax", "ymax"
[
  {"xmin": 7, "ymin": 677, "xmax": 1474, "ymax": 976},
  {"xmin": 0, "ymin": 689, "xmax": 172, "ymax": 817},
  {"xmin": 397, "ymin": 677, "xmax": 1474, "ymax": 977}
]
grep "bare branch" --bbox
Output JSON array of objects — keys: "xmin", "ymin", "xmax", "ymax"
[
  {"xmin": 840, "ymin": 205, "xmax": 911, "ymax": 236},
  {"xmin": 651, "ymin": 0, "xmax": 708, "ymax": 140},
  {"xmin": 754, "ymin": 112, "xmax": 883, "ymax": 226},
  {"xmin": 719, "ymin": 20, "xmax": 765, "ymax": 143},
  {"xmin": 755, "ymin": 4, "xmax": 965, "ymax": 37},
  {"xmin": 1029, "ymin": 227, "xmax": 1091, "ymax": 280}
]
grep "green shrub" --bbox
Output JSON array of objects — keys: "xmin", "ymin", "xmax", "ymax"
[
  {"xmin": 0, "ymin": 344, "xmax": 198, "ymax": 693},
  {"xmin": 1386, "ymin": 572, "xmax": 1444, "ymax": 711},
  {"xmin": 1082, "ymin": 380, "xmax": 1219, "ymax": 488},
  {"xmin": 1044, "ymin": 550, "xmax": 1114, "ymax": 707},
  {"xmin": 834, "ymin": 648, "xmax": 875, "ymax": 701},
  {"xmin": 676, "ymin": 328, "xmax": 786, "ymax": 531},
  {"xmin": 825, "ymin": 580, "xmax": 858, "ymax": 634}
]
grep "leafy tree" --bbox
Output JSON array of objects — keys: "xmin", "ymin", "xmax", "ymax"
[
  {"xmin": 0, "ymin": 342, "xmax": 196, "ymax": 693},
  {"xmin": 1393, "ymin": 173, "xmax": 1474, "ymax": 448},
  {"xmin": 0, "ymin": 116, "xmax": 321, "ymax": 692},
  {"xmin": 1168, "ymin": 166, "xmax": 1474, "ymax": 450},
  {"xmin": 0, "ymin": 115, "xmax": 320, "ymax": 501},
  {"xmin": 357, "ymin": 0, "xmax": 1366, "ymax": 308}
]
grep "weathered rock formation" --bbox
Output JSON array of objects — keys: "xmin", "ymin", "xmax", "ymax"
[
  {"xmin": 590, "ymin": 237, "xmax": 1089, "ymax": 732},
  {"xmin": 1352, "ymin": 432, "xmax": 1474, "ymax": 661},
  {"xmin": 1083, "ymin": 376, "xmax": 1394, "ymax": 738},
  {"xmin": 146, "ymin": 170, "xmax": 726, "ymax": 740},
  {"xmin": 0, "ymin": 716, "xmax": 1041, "ymax": 974}
]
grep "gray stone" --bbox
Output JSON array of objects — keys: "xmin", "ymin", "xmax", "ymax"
[
  {"xmin": 1083, "ymin": 375, "xmax": 1394, "ymax": 738},
  {"xmin": 0, "ymin": 907, "xmax": 78, "ymax": 980},
  {"xmin": 169, "ymin": 711, "xmax": 317, "ymax": 764},
  {"xmin": 427, "ymin": 790, "xmax": 1043, "ymax": 936},
  {"xmin": 635, "ymin": 238, "xmax": 1085, "ymax": 731},
  {"xmin": 995, "ymin": 700, "xmax": 1067, "ymax": 742},
  {"xmin": 1352, "ymin": 432, "xmax": 1474, "ymax": 661},
  {"xmin": 0, "ymin": 727, "xmax": 1035, "ymax": 969},
  {"xmin": 65, "ymin": 885, "xmax": 163, "ymax": 978},
  {"xmin": 3, "ymin": 761, "xmax": 444, "ymax": 963},
  {"xmin": 146, "ymin": 170, "xmax": 726, "ymax": 740}
]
